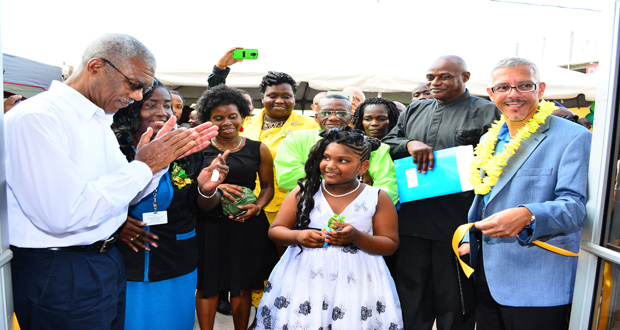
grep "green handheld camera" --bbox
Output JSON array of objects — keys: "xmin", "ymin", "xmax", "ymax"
[{"xmin": 232, "ymin": 49, "xmax": 259, "ymax": 60}]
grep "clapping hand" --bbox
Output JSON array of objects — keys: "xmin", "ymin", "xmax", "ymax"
[{"xmin": 135, "ymin": 117, "xmax": 219, "ymax": 173}]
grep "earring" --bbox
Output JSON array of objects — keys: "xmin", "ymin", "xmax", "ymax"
[
  {"xmin": 358, "ymin": 174, "xmax": 363, "ymax": 182},
  {"xmin": 239, "ymin": 126, "xmax": 244, "ymax": 133}
]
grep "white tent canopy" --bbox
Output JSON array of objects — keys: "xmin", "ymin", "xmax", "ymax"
[
  {"xmin": 156, "ymin": 60, "xmax": 597, "ymax": 110},
  {"xmin": 156, "ymin": 62, "xmax": 597, "ymax": 99},
  {"xmin": 3, "ymin": 53, "xmax": 62, "ymax": 98}
]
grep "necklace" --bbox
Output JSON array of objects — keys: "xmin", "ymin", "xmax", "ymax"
[
  {"xmin": 322, "ymin": 180, "xmax": 361, "ymax": 198},
  {"xmin": 468, "ymin": 100, "xmax": 556, "ymax": 195},
  {"xmin": 263, "ymin": 117, "xmax": 286, "ymax": 129},
  {"xmin": 211, "ymin": 136, "xmax": 243, "ymax": 152}
]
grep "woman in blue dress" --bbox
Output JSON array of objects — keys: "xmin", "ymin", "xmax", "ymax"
[{"xmin": 112, "ymin": 79, "xmax": 229, "ymax": 329}]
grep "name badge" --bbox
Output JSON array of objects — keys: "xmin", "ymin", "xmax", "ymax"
[{"xmin": 143, "ymin": 211, "xmax": 168, "ymax": 226}]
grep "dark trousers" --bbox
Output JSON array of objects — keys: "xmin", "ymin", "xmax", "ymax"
[
  {"xmin": 12, "ymin": 246, "xmax": 126, "ymax": 330},
  {"xmin": 476, "ymin": 250, "xmax": 571, "ymax": 330},
  {"xmin": 388, "ymin": 236, "xmax": 475, "ymax": 330}
]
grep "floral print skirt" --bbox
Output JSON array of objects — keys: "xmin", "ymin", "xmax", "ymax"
[{"xmin": 255, "ymin": 244, "xmax": 404, "ymax": 330}]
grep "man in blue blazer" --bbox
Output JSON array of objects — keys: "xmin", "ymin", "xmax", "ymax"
[{"xmin": 459, "ymin": 57, "xmax": 591, "ymax": 330}]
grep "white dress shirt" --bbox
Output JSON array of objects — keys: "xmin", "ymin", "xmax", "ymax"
[{"xmin": 5, "ymin": 81, "xmax": 162, "ymax": 248}]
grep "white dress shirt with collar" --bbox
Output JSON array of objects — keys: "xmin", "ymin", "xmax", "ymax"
[{"xmin": 5, "ymin": 81, "xmax": 163, "ymax": 248}]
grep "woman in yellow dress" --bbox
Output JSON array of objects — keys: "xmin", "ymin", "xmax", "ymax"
[{"xmin": 241, "ymin": 71, "xmax": 318, "ymax": 225}]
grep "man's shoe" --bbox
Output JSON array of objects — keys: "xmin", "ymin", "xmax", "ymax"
[{"xmin": 217, "ymin": 298, "xmax": 232, "ymax": 315}]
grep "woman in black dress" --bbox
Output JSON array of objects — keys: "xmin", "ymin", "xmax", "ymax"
[{"xmin": 195, "ymin": 85, "xmax": 279, "ymax": 330}]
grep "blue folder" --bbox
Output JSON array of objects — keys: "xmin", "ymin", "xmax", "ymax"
[{"xmin": 394, "ymin": 145, "xmax": 474, "ymax": 203}]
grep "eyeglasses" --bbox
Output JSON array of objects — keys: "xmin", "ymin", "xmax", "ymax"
[
  {"xmin": 100, "ymin": 58, "xmax": 152, "ymax": 93},
  {"xmin": 318, "ymin": 111, "xmax": 350, "ymax": 119},
  {"xmin": 491, "ymin": 83, "xmax": 538, "ymax": 94}
]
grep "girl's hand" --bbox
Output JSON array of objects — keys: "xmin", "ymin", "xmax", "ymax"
[
  {"xmin": 218, "ymin": 183, "xmax": 245, "ymax": 203},
  {"xmin": 228, "ymin": 204, "xmax": 260, "ymax": 222},
  {"xmin": 324, "ymin": 222, "xmax": 360, "ymax": 246},
  {"xmin": 118, "ymin": 216, "xmax": 159, "ymax": 252},
  {"xmin": 296, "ymin": 229, "xmax": 325, "ymax": 248}
]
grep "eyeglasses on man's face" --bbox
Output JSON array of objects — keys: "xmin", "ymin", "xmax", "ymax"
[
  {"xmin": 318, "ymin": 111, "xmax": 350, "ymax": 119},
  {"xmin": 100, "ymin": 58, "xmax": 152, "ymax": 93},
  {"xmin": 491, "ymin": 82, "xmax": 538, "ymax": 94}
]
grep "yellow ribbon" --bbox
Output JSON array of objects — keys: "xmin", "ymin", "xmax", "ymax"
[
  {"xmin": 452, "ymin": 223, "xmax": 579, "ymax": 278},
  {"xmin": 452, "ymin": 223, "xmax": 476, "ymax": 278}
]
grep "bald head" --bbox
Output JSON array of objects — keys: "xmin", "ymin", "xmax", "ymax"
[
  {"xmin": 343, "ymin": 87, "xmax": 365, "ymax": 113},
  {"xmin": 432, "ymin": 55, "xmax": 467, "ymax": 72},
  {"xmin": 551, "ymin": 107, "xmax": 575, "ymax": 118},
  {"xmin": 393, "ymin": 101, "xmax": 406, "ymax": 113},
  {"xmin": 311, "ymin": 92, "xmax": 328, "ymax": 112},
  {"xmin": 426, "ymin": 55, "xmax": 470, "ymax": 102}
]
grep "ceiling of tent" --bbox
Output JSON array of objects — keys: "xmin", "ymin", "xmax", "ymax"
[
  {"xmin": 3, "ymin": 53, "xmax": 63, "ymax": 98},
  {"xmin": 159, "ymin": 62, "xmax": 597, "ymax": 112}
]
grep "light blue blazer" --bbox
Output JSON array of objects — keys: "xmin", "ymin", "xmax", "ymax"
[{"xmin": 468, "ymin": 115, "xmax": 591, "ymax": 307}]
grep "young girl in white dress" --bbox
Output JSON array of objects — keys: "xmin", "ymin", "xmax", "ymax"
[{"xmin": 255, "ymin": 127, "xmax": 403, "ymax": 330}]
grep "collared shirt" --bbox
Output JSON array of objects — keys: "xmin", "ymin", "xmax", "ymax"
[
  {"xmin": 5, "ymin": 81, "xmax": 160, "ymax": 248},
  {"xmin": 483, "ymin": 122, "xmax": 511, "ymax": 206},
  {"xmin": 383, "ymin": 90, "xmax": 501, "ymax": 240},
  {"xmin": 274, "ymin": 128, "xmax": 399, "ymax": 204}
]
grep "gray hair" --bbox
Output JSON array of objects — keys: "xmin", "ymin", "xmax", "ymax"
[
  {"xmin": 491, "ymin": 57, "xmax": 540, "ymax": 82},
  {"xmin": 81, "ymin": 33, "xmax": 156, "ymax": 69}
]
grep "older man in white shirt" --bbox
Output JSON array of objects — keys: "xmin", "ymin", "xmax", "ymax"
[{"xmin": 5, "ymin": 33, "xmax": 218, "ymax": 329}]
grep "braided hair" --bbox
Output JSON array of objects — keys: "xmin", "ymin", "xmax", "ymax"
[
  {"xmin": 294, "ymin": 126, "xmax": 381, "ymax": 230},
  {"xmin": 259, "ymin": 71, "xmax": 297, "ymax": 94},
  {"xmin": 351, "ymin": 97, "xmax": 400, "ymax": 137},
  {"xmin": 112, "ymin": 78, "xmax": 167, "ymax": 162}
]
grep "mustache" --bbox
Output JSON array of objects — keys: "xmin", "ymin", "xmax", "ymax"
[
  {"xmin": 120, "ymin": 97, "xmax": 135, "ymax": 105},
  {"xmin": 505, "ymin": 98, "xmax": 525, "ymax": 103}
]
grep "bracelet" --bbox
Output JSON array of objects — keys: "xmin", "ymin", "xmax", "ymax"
[
  {"xmin": 256, "ymin": 204, "xmax": 262, "ymax": 214},
  {"xmin": 198, "ymin": 186, "xmax": 218, "ymax": 199}
]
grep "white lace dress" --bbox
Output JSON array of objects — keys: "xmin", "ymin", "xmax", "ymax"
[{"xmin": 255, "ymin": 185, "xmax": 404, "ymax": 330}]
